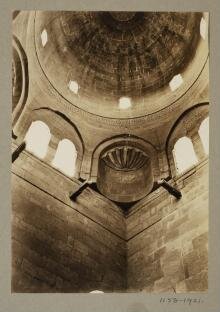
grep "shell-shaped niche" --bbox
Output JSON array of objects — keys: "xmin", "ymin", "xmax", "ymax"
[
  {"xmin": 102, "ymin": 146, "xmax": 148, "ymax": 171},
  {"xmin": 97, "ymin": 144, "xmax": 154, "ymax": 203}
]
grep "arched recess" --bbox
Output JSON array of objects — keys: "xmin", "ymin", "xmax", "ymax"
[
  {"xmin": 12, "ymin": 35, "xmax": 29, "ymax": 128},
  {"xmin": 91, "ymin": 135, "xmax": 159, "ymax": 179},
  {"xmin": 166, "ymin": 103, "xmax": 209, "ymax": 177},
  {"xmin": 91, "ymin": 135, "xmax": 160, "ymax": 202},
  {"xmin": 22, "ymin": 108, "xmax": 84, "ymax": 178}
]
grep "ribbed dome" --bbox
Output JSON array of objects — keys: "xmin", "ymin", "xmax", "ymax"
[
  {"xmin": 35, "ymin": 11, "xmax": 206, "ymax": 118},
  {"xmin": 59, "ymin": 11, "xmax": 201, "ymax": 95}
]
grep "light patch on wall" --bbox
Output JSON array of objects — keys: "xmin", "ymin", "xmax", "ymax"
[
  {"xmin": 52, "ymin": 139, "xmax": 77, "ymax": 177},
  {"xmin": 173, "ymin": 136, "xmax": 198, "ymax": 174},
  {"xmin": 169, "ymin": 74, "xmax": 183, "ymax": 91},
  {"xmin": 200, "ymin": 17, "xmax": 207, "ymax": 40},
  {"xmin": 41, "ymin": 29, "xmax": 48, "ymax": 47},
  {"xmin": 119, "ymin": 97, "xmax": 132, "ymax": 109},
  {"xmin": 199, "ymin": 117, "xmax": 209, "ymax": 155},
  {"xmin": 68, "ymin": 80, "xmax": 79, "ymax": 94},
  {"xmin": 25, "ymin": 121, "xmax": 51, "ymax": 159},
  {"xmin": 90, "ymin": 290, "xmax": 104, "ymax": 293}
]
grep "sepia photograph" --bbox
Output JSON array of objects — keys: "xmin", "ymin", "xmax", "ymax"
[{"xmin": 11, "ymin": 10, "xmax": 209, "ymax": 293}]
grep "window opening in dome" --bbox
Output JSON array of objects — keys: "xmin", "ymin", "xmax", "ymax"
[
  {"xmin": 169, "ymin": 74, "xmax": 183, "ymax": 91},
  {"xmin": 41, "ymin": 29, "xmax": 48, "ymax": 47},
  {"xmin": 52, "ymin": 139, "xmax": 77, "ymax": 177},
  {"xmin": 200, "ymin": 17, "xmax": 207, "ymax": 40},
  {"xmin": 68, "ymin": 80, "xmax": 79, "ymax": 94},
  {"xmin": 173, "ymin": 137, "xmax": 198, "ymax": 174},
  {"xmin": 199, "ymin": 117, "xmax": 209, "ymax": 155},
  {"xmin": 119, "ymin": 97, "xmax": 132, "ymax": 109},
  {"xmin": 25, "ymin": 121, "xmax": 51, "ymax": 159}
]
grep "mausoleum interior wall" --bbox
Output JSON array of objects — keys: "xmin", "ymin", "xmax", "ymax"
[
  {"xmin": 126, "ymin": 159, "xmax": 208, "ymax": 292},
  {"xmin": 11, "ymin": 148, "xmax": 127, "ymax": 292},
  {"xmin": 11, "ymin": 11, "xmax": 209, "ymax": 293},
  {"xmin": 11, "ymin": 148, "xmax": 208, "ymax": 292}
]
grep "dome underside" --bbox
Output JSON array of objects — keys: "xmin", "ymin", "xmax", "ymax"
[
  {"xmin": 35, "ymin": 11, "xmax": 204, "ymax": 118},
  {"xmin": 61, "ymin": 12, "xmax": 200, "ymax": 95}
]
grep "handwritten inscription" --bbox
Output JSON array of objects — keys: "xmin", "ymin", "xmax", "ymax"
[{"xmin": 160, "ymin": 297, "xmax": 204, "ymax": 305}]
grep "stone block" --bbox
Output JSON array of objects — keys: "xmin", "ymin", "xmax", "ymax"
[
  {"xmin": 185, "ymin": 270, "xmax": 208, "ymax": 292},
  {"xmin": 154, "ymin": 277, "xmax": 174, "ymax": 292},
  {"xmin": 154, "ymin": 246, "xmax": 166, "ymax": 260},
  {"xmin": 183, "ymin": 249, "xmax": 208, "ymax": 277},
  {"xmin": 192, "ymin": 232, "xmax": 208, "ymax": 249},
  {"xmin": 21, "ymin": 258, "xmax": 56, "ymax": 287},
  {"xmin": 164, "ymin": 228, "xmax": 179, "ymax": 243},
  {"xmin": 175, "ymin": 280, "xmax": 188, "ymax": 293}
]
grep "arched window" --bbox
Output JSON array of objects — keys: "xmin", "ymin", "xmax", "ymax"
[
  {"xmin": 173, "ymin": 137, "xmax": 198, "ymax": 174},
  {"xmin": 25, "ymin": 121, "xmax": 51, "ymax": 159},
  {"xmin": 52, "ymin": 139, "xmax": 77, "ymax": 177},
  {"xmin": 198, "ymin": 117, "xmax": 209, "ymax": 155}
]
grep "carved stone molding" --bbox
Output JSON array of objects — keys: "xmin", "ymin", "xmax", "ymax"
[{"xmin": 12, "ymin": 35, "xmax": 29, "ymax": 127}]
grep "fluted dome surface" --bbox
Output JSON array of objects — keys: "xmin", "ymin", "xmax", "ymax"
[{"xmin": 35, "ymin": 11, "xmax": 205, "ymax": 118}]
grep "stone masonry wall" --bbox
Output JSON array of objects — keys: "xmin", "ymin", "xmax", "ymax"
[
  {"xmin": 11, "ymin": 148, "xmax": 126, "ymax": 292},
  {"xmin": 126, "ymin": 160, "xmax": 208, "ymax": 292},
  {"xmin": 11, "ymin": 144, "xmax": 208, "ymax": 293}
]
